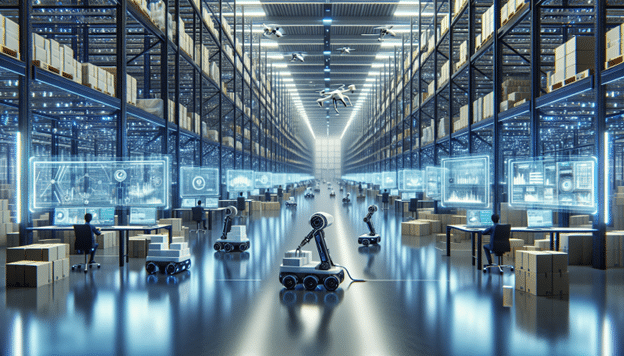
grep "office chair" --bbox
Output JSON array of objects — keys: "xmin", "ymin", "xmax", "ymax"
[
  {"xmin": 72, "ymin": 224, "xmax": 101, "ymax": 273},
  {"xmin": 483, "ymin": 224, "xmax": 514, "ymax": 274},
  {"xmin": 191, "ymin": 206, "xmax": 207, "ymax": 234}
]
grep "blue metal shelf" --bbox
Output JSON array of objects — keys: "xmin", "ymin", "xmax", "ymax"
[{"xmin": 0, "ymin": 54, "xmax": 25, "ymax": 76}]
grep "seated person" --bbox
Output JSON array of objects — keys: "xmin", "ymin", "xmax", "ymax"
[
  {"xmin": 192, "ymin": 200, "xmax": 207, "ymax": 229},
  {"xmin": 482, "ymin": 214, "xmax": 500, "ymax": 266},
  {"xmin": 237, "ymin": 192, "xmax": 246, "ymax": 212},
  {"xmin": 265, "ymin": 190, "xmax": 272, "ymax": 202},
  {"xmin": 84, "ymin": 213, "xmax": 101, "ymax": 264},
  {"xmin": 382, "ymin": 189, "xmax": 390, "ymax": 209}
]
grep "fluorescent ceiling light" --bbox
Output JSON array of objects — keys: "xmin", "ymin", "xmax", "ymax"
[
  {"xmin": 363, "ymin": 83, "xmax": 374, "ymax": 87},
  {"xmin": 272, "ymin": 63, "xmax": 288, "ymax": 68},
  {"xmin": 267, "ymin": 54, "xmax": 285, "ymax": 59},
  {"xmin": 285, "ymin": 83, "xmax": 296, "ymax": 87},
  {"xmin": 371, "ymin": 63, "xmax": 385, "ymax": 68},
  {"xmin": 237, "ymin": 0, "xmax": 261, "ymax": 4},
  {"xmin": 365, "ymin": 78, "xmax": 376, "ymax": 82},
  {"xmin": 281, "ymin": 78, "xmax": 294, "ymax": 82},
  {"xmin": 252, "ymin": 42, "xmax": 278, "ymax": 48},
  {"xmin": 368, "ymin": 71, "xmax": 380, "ymax": 76},
  {"xmin": 375, "ymin": 53, "xmax": 393, "ymax": 59},
  {"xmin": 394, "ymin": 11, "xmax": 434, "ymax": 17},
  {"xmin": 221, "ymin": 11, "xmax": 266, "ymax": 17},
  {"xmin": 279, "ymin": 71, "xmax": 291, "ymax": 76},
  {"xmin": 381, "ymin": 42, "xmax": 402, "ymax": 47}
]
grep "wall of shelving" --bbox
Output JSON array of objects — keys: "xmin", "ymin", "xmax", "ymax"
[
  {"xmin": 342, "ymin": 0, "xmax": 624, "ymax": 269},
  {"xmin": 0, "ymin": 0, "xmax": 313, "ymax": 246}
]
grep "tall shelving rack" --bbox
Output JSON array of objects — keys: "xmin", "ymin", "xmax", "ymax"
[
  {"xmin": 0, "ymin": 0, "xmax": 312, "ymax": 246},
  {"xmin": 343, "ymin": 0, "xmax": 624, "ymax": 269}
]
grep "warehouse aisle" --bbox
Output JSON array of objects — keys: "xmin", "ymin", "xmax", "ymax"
[{"xmin": 1, "ymin": 182, "xmax": 624, "ymax": 355}]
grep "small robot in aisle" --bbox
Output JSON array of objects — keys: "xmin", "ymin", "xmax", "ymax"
[
  {"xmin": 279, "ymin": 212, "xmax": 345, "ymax": 291},
  {"xmin": 330, "ymin": 189, "xmax": 336, "ymax": 197},
  {"xmin": 358, "ymin": 205, "xmax": 381, "ymax": 246},
  {"xmin": 342, "ymin": 192, "xmax": 351, "ymax": 204},
  {"xmin": 304, "ymin": 188, "xmax": 315, "ymax": 198},
  {"xmin": 213, "ymin": 206, "xmax": 250, "ymax": 252},
  {"xmin": 145, "ymin": 235, "xmax": 192, "ymax": 275},
  {"xmin": 285, "ymin": 196, "xmax": 297, "ymax": 207}
]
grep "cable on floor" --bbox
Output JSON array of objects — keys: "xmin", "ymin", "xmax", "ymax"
[{"xmin": 334, "ymin": 264, "xmax": 366, "ymax": 283}]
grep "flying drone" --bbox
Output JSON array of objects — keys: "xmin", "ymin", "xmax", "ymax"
[
  {"xmin": 361, "ymin": 26, "xmax": 396, "ymax": 41},
  {"xmin": 316, "ymin": 84, "xmax": 356, "ymax": 113},
  {"xmin": 290, "ymin": 52, "xmax": 305, "ymax": 62},
  {"xmin": 337, "ymin": 47, "xmax": 355, "ymax": 55},
  {"xmin": 262, "ymin": 24, "xmax": 283, "ymax": 38}
]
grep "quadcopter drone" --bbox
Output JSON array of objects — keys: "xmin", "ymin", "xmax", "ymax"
[
  {"xmin": 361, "ymin": 26, "xmax": 397, "ymax": 42},
  {"xmin": 316, "ymin": 84, "xmax": 356, "ymax": 113},
  {"xmin": 337, "ymin": 47, "xmax": 355, "ymax": 55},
  {"xmin": 290, "ymin": 52, "xmax": 305, "ymax": 62},
  {"xmin": 262, "ymin": 24, "xmax": 283, "ymax": 38}
]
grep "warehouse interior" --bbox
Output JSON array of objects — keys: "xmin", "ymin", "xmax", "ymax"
[{"xmin": 1, "ymin": 0, "xmax": 624, "ymax": 355}]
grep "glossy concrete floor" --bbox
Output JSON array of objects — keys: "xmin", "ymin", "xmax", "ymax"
[{"xmin": 2, "ymin": 183, "xmax": 624, "ymax": 355}]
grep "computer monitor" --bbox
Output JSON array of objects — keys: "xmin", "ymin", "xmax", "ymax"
[
  {"xmin": 53, "ymin": 207, "xmax": 115, "ymax": 226},
  {"xmin": 181, "ymin": 198, "xmax": 198, "ymax": 208},
  {"xmin": 129, "ymin": 207, "xmax": 157, "ymax": 226},
  {"xmin": 527, "ymin": 210, "xmax": 554, "ymax": 228},
  {"xmin": 466, "ymin": 210, "xmax": 494, "ymax": 228},
  {"xmin": 391, "ymin": 189, "xmax": 399, "ymax": 196},
  {"xmin": 204, "ymin": 198, "xmax": 219, "ymax": 208}
]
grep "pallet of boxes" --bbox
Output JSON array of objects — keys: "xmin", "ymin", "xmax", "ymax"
[
  {"xmin": 547, "ymin": 36, "xmax": 594, "ymax": 93},
  {"xmin": 515, "ymin": 250, "xmax": 569, "ymax": 297},
  {"xmin": 127, "ymin": 218, "xmax": 188, "ymax": 258},
  {"xmin": 263, "ymin": 200, "xmax": 280, "ymax": 212},
  {"xmin": 6, "ymin": 243, "xmax": 70, "ymax": 287}
]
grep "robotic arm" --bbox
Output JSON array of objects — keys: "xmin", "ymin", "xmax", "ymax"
[
  {"xmin": 221, "ymin": 206, "xmax": 238, "ymax": 240},
  {"xmin": 296, "ymin": 212, "xmax": 334, "ymax": 270},
  {"xmin": 363, "ymin": 205, "xmax": 378, "ymax": 236}
]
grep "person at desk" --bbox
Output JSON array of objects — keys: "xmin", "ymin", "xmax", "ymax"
[
  {"xmin": 193, "ymin": 200, "xmax": 207, "ymax": 230},
  {"xmin": 265, "ymin": 189, "xmax": 272, "ymax": 202},
  {"xmin": 237, "ymin": 192, "xmax": 246, "ymax": 212},
  {"xmin": 84, "ymin": 213, "xmax": 101, "ymax": 264},
  {"xmin": 382, "ymin": 189, "xmax": 389, "ymax": 210},
  {"xmin": 482, "ymin": 214, "xmax": 500, "ymax": 266},
  {"xmin": 277, "ymin": 185, "xmax": 283, "ymax": 201}
]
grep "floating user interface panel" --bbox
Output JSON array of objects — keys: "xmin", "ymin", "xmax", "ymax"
[
  {"xmin": 425, "ymin": 166, "xmax": 443, "ymax": 200},
  {"xmin": 509, "ymin": 156, "xmax": 597, "ymax": 213},
  {"xmin": 30, "ymin": 158, "xmax": 170, "ymax": 211},
  {"xmin": 442, "ymin": 156, "xmax": 490, "ymax": 208},
  {"xmin": 226, "ymin": 170, "xmax": 254, "ymax": 192},
  {"xmin": 372, "ymin": 173, "xmax": 381, "ymax": 186},
  {"xmin": 53, "ymin": 207, "xmax": 115, "ymax": 226},
  {"xmin": 273, "ymin": 173, "xmax": 286, "ymax": 187},
  {"xmin": 381, "ymin": 171, "xmax": 397, "ymax": 190},
  {"xmin": 254, "ymin": 172, "xmax": 273, "ymax": 189},
  {"xmin": 180, "ymin": 167, "xmax": 219, "ymax": 198},
  {"xmin": 401, "ymin": 169, "xmax": 425, "ymax": 192}
]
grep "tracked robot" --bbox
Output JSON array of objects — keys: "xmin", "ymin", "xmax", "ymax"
[
  {"xmin": 330, "ymin": 189, "xmax": 336, "ymax": 197},
  {"xmin": 342, "ymin": 192, "xmax": 351, "ymax": 204},
  {"xmin": 358, "ymin": 205, "xmax": 380, "ymax": 246},
  {"xmin": 279, "ymin": 212, "xmax": 345, "ymax": 291},
  {"xmin": 285, "ymin": 196, "xmax": 297, "ymax": 207},
  {"xmin": 213, "ymin": 206, "xmax": 250, "ymax": 252},
  {"xmin": 145, "ymin": 234, "xmax": 191, "ymax": 275}
]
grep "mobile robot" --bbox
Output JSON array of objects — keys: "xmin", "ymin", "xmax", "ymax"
[
  {"xmin": 304, "ymin": 189, "xmax": 315, "ymax": 198},
  {"xmin": 145, "ymin": 234, "xmax": 192, "ymax": 275},
  {"xmin": 279, "ymin": 212, "xmax": 345, "ymax": 291},
  {"xmin": 285, "ymin": 196, "xmax": 297, "ymax": 207},
  {"xmin": 213, "ymin": 206, "xmax": 250, "ymax": 252},
  {"xmin": 330, "ymin": 189, "xmax": 336, "ymax": 197},
  {"xmin": 358, "ymin": 205, "xmax": 381, "ymax": 246},
  {"xmin": 342, "ymin": 192, "xmax": 351, "ymax": 204}
]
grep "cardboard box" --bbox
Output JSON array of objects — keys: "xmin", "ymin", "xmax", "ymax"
[
  {"xmin": 5, "ymin": 261, "xmax": 25, "ymax": 287},
  {"xmin": 552, "ymin": 272, "xmax": 569, "ymax": 295},
  {"xmin": 23, "ymin": 261, "xmax": 53, "ymax": 287},
  {"xmin": 52, "ymin": 259, "xmax": 64, "ymax": 281},
  {"xmin": 6, "ymin": 247, "xmax": 26, "ymax": 263},
  {"xmin": 515, "ymin": 269, "xmax": 526, "ymax": 291},
  {"xmin": 550, "ymin": 251, "xmax": 568, "ymax": 273},
  {"xmin": 526, "ymin": 271, "xmax": 552, "ymax": 296},
  {"xmin": 515, "ymin": 250, "xmax": 526, "ymax": 269}
]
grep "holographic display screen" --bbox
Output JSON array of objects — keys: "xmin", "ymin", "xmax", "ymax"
[
  {"xmin": 226, "ymin": 170, "xmax": 254, "ymax": 192},
  {"xmin": 180, "ymin": 167, "xmax": 219, "ymax": 197}
]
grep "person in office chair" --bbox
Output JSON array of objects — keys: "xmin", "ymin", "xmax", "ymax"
[
  {"xmin": 382, "ymin": 189, "xmax": 390, "ymax": 210},
  {"xmin": 84, "ymin": 213, "xmax": 101, "ymax": 264},
  {"xmin": 482, "ymin": 214, "xmax": 500, "ymax": 266}
]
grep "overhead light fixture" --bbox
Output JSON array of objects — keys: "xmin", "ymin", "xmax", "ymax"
[
  {"xmin": 394, "ymin": 11, "xmax": 434, "ymax": 17},
  {"xmin": 237, "ymin": 0, "xmax": 261, "ymax": 4},
  {"xmin": 363, "ymin": 83, "xmax": 374, "ymax": 87},
  {"xmin": 279, "ymin": 71, "xmax": 291, "ymax": 76},
  {"xmin": 323, "ymin": 51, "xmax": 331, "ymax": 55},
  {"xmin": 267, "ymin": 54, "xmax": 285, "ymax": 59},
  {"xmin": 272, "ymin": 63, "xmax": 288, "ymax": 68},
  {"xmin": 380, "ymin": 42, "xmax": 402, "ymax": 47},
  {"xmin": 371, "ymin": 63, "xmax": 385, "ymax": 68},
  {"xmin": 365, "ymin": 78, "xmax": 376, "ymax": 82},
  {"xmin": 281, "ymin": 78, "xmax": 294, "ymax": 82},
  {"xmin": 323, "ymin": 18, "xmax": 332, "ymax": 25},
  {"xmin": 221, "ymin": 11, "xmax": 266, "ymax": 17},
  {"xmin": 367, "ymin": 71, "xmax": 380, "ymax": 76}
]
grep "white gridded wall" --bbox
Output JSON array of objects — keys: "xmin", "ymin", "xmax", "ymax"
[{"xmin": 315, "ymin": 138, "xmax": 341, "ymax": 181}]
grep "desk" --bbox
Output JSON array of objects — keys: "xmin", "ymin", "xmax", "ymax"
[
  {"xmin": 28, "ymin": 224, "xmax": 172, "ymax": 267},
  {"xmin": 511, "ymin": 227, "xmax": 597, "ymax": 251},
  {"xmin": 173, "ymin": 207, "xmax": 226, "ymax": 230},
  {"xmin": 446, "ymin": 225, "xmax": 487, "ymax": 269},
  {"xmin": 446, "ymin": 225, "xmax": 598, "ymax": 270}
]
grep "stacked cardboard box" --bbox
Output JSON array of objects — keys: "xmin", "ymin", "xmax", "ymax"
[
  {"xmin": 473, "ymin": 96, "xmax": 484, "ymax": 123},
  {"xmin": 453, "ymin": 0, "xmax": 468, "ymax": 16},
  {"xmin": 0, "ymin": 14, "xmax": 20, "ymax": 59},
  {"xmin": 500, "ymin": 78, "xmax": 530, "ymax": 111},
  {"xmin": 263, "ymin": 202, "xmax": 280, "ymax": 211},
  {"xmin": 97, "ymin": 231, "xmax": 119, "ymax": 249},
  {"xmin": 481, "ymin": 5, "xmax": 495, "ymax": 42},
  {"xmin": 606, "ymin": 23, "xmax": 624, "ymax": 67},
  {"xmin": 551, "ymin": 36, "xmax": 595, "ymax": 86},
  {"xmin": 453, "ymin": 104, "xmax": 469, "ymax": 132},
  {"xmin": 158, "ymin": 218, "xmax": 183, "ymax": 235},
  {"xmin": 515, "ymin": 250, "xmax": 568, "ymax": 296},
  {"xmin": 559, "ymin": 233, "xmax": 592, "ymax": 265},
  {"xmin": 401, "ymin": 220, "xmax": 430, "ymax": 236},
  {"xmin": 606, "ymin": 231, "xmax": 624, "ymax": 268},
  {"xmin": 456, "ymin": 41, "xmax": 468, "ymax": 71},
  {"xmin": 0, "ymin": 199, "xmax": 15, "ymax": 246},
  {"xmin": 438, "ymin": 60, "xmax": 450, "ymax": 89},
  {"xmin": 146, "ymin": 234, "xmax": 191, "ymax": 263},
  {"xmin": 569, "ymin": 215, "xmax": 590, "ymax": 226},
  {"xmin": 128, "ymin": 235, "xmax": 150, "ymax": 258},
  {"xmin": 440, "ymin": 14, "xmax": 450, "ymax": 36},
  {"xmin": 6, "ymin": 243, "xmax": 70, "ymax": 287}
]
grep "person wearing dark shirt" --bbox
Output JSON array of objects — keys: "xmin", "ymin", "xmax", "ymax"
[
  {"xmin": 193, "ymin": 200, "xmax": 207, "ymax": 229},
  {"xmin": 265, "ymin": 190, "xmax": 272, "ymax": 202},
  {"xmin": 382, "ymin": 189, "xmax": 389, "ymax": 209},
  {"xmin": 482, "ymin": 214, "xmax": 500, "ymax": 266},
  {"xmin": 237, "ymin": 192, "xmax": 246, "ymax": 212},
  {"xmin": 84, "ymin": 213, "xmax": 101, "ymax": 264},
  {"xmin": 277, "ymin": 185, "xmax": 283, "ymax": 201}
]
